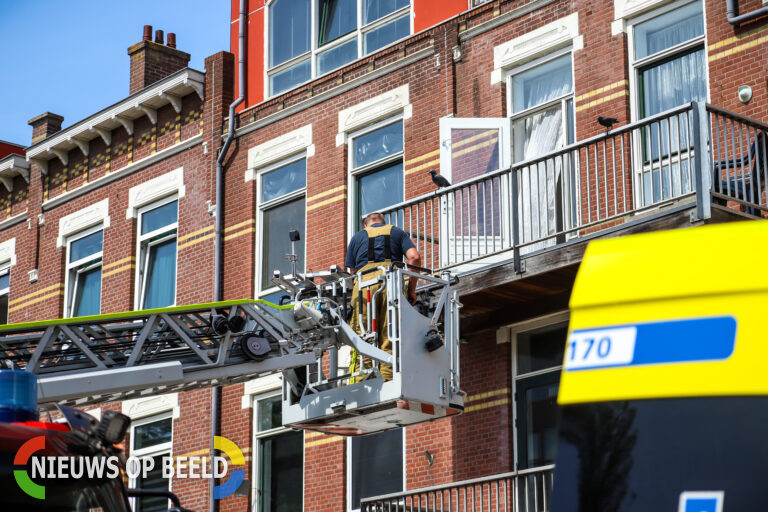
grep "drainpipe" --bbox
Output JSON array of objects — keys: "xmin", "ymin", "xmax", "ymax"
[
  {"xmin": 726, "ymin": 0, "xmax": 768, "ymax": 26},
  {"xmin": 210, "ymin": 0, "xmax": 246, "ymax": 511}
]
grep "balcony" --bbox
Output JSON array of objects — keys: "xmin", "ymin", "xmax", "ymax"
[
  {"xmin": 383, "ymin": 102, "xmax": 766, "ymax": 329},
  {"xmin": 361, "ymin": 465, "xmax": 554, "ymax": 512}
]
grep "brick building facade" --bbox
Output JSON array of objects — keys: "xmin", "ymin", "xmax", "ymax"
[{"xmin": 2, "ymin": 0, "xmax": 768, "ymax": 510}]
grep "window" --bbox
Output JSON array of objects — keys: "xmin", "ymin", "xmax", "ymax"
[
  {"xmin": 268, "ymin": 0, "xmax": 411, "ymax": 95},
  {"xmin": 348, "ymin": 428, "xmax": 403, "ymax": 510},
  {"xmin": 350, "ymin": 118, "xmax": 404, "ymax": 230},
  {"xmin": 136, "ymin": 198, "xmax": 178, "ymax": 310},
  {"xmin": 129, "ymin": 414, "xmax": 173, "ymax": 512},
  {"xmin": 630, "ymin": 0, "xmax": 706, "ymax": 203},
  {"xmin": 511, "ymin": 315, "xmax": 568, "ymax": 470},
  {"xmin": 507, "ymin": 52, "xmax": 576, "ymax": 249},
  {"xmin": 253, "ymin": 394, "xmax": 303, "ymax": 512},
  {"xmin": 0, "ymin": 264, "xmax": 9, "ymax": 324},
  {"xmin": 257, "ymin": 156, "xmax": 306, "ymax": 298},
  {"xmin": 507, "ymin": 53, "xmax": 574, "ymax": 162},
  {"xmin": 64, "ymin": 227, "xmax": 103, "ymax": 317}
]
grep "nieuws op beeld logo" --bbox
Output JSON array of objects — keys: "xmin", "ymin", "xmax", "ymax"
[{"xmin": 14, "ymin": 435, "xmax": 246, "ymax": 500}]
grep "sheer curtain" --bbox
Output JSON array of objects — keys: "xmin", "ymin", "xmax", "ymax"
[
  {"xmin": 73, "ymin": 268, "xmax": 101, "ymax": 316},
  {"xmin": 143, "ymin": 239, "xmax": 176, "ymax": 309},
  {"xmin": 637, "ymin": 2, "xmax": 706, "ymax": 203},
  {"xmin": 511, "ymin": 55, "xmax": 572, "ymax": 253}
]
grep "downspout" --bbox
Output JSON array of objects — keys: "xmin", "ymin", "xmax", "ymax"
[
  {"xmin": 726, "ymin": 0, "xmax": 768, "ymax": 26},
  {"xmin": 210, "ymin": 0, "xmax": 246, "ymax": 511}
]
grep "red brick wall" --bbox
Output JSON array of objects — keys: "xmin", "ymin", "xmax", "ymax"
[{"xmin": 5, "ymin": 1, "xmax": 768, "ymax": 510}]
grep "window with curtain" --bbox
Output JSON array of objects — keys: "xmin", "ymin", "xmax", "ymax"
[
  {"xmin": 348, "ymin": 428, "xmax": 403, "ymax": 510},
  {"xmin": 254, "ymin": 394, "xmax": 304, "ymax": 512},
  {"xmin": 351, "ymin": 119, "xmax": 404, "ymax": 229},
  {"xmin": 0, "ymin": 265, "xmax": 9, "ymax": 324},
  {"xmin": 632, "ymin": 0, "xmax": 706, "ymax": 204},
  {"xmin": 129, "ymin": 414, "xmax": 173, "ymax": 512},
  {"xmin": 137, "ymin": 199, "xmax": 178, "ymax": 310},
  {"xmin": 258, "ymin": 157, "xmax": 306, "ymax": 297},
  {"xmin": 66, "ymin": 228, "xmax": 103, "ymax": 317},
  {"xmin": 268, "ymin": 0, "xmax": 411, "ymax": 95},
  {"xmin": 507, "ymin": 53, "xmax": 576, "ymax": 251}
]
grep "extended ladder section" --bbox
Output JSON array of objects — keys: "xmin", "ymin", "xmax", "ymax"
[{"xmin": 0, "ymin": 266, "xmax": 463, "ymax": 435}]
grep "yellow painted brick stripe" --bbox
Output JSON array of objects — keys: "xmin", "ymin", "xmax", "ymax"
[
  {"xmin": 305, "ymin": 436, "xmax": 344, "ymax": 448},
  {"xmin": 575, "ymin": 90, "xmax": 629, "ymax": 113},
  {"xmin": 307, "ymin": 185, "xmax": 346, "ymax": 203},
  {"xmin": 452, "ymin": 136, "xmax": 499, "ymax": 159},
  {"xmin": 307, "ymin": 193, "xmax": 346, "ymax": 211},
  {"xmin": 178, "ymin": 225, "xmax": 214, "ymax": 243},
  {"xmin": 709, "ymin": 34, "xmax": 768, "ymax": 62},
  {"xmin": 405, "ymin": 148, "xmax": 440, "ymax": 167},
  {"xmin": 102, "ymin": 264, "xmax": 135, "ymax": 279},
  {"xmin": 451, "ymin": 129, "xmax": 497, "ymax": 151},
  {"xmin": 465, "ymin": 387, "xmax": 510, "ymax": 403},
  {"xmin": 9, "ymin": 290, "xmax": 64, "ymax": 312},
  {"xmin": 405, "ymin": 157, "xmax": 441, "ymax": 176},
  {"xmin": 224, "ymin": 227, "xmax": 255, "ymax": 242},
  {"xmin": 102, "ymin": 256, "xmax": 134, "ymax": 271},
  {"xmin": 10, "ymin": 283, "xmax": 64, "ymax": 306},
  {"xmin": 178, "ymin": 232, "xmax": 215, "ymax": 250},
  {"xmin": 574, "ymin": 79, "xmax": 628, "ymax": 103},
  {"xmin": 465, "ymin": 397, "xmax": 509, "ymax": 413},
  {"xmin": 709, "ymin": 23, "xmax": 768, "ymax": 51},
  {"xmin": 225, "ymin": 219, "xmax": 255, "ymax": 233}
]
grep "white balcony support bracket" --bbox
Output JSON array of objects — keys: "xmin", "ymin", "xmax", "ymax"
[
  {"xmin": 160, "ymin": 92, "xmax": 183, "ymax": 113},
  {"xmin": 114, "ymin": 115, "xmax": 134, "ymax": 136},
  {"xmin": 70, "ymin": 137, "xmax": 89, "ymax": 157},
  {"xmin": 51, "ymin": 149, "xmax": 68, "ymax": 167},
  {"xmin": 91, "ymin": 126, "xmax": 112, "ymax": 146},
  {"xmin": 185, "ymin": 79, "xmax": 204, "ymax": 100},
  {"xmin": 138, "ymin": 105, "xmax": 157, "ymax": 125},
  {"xmin": 0, "ymin": 177, "xmax": 13, "ymax": 193},
  {"xmin": 30, "ymin": 158, "xmax": 48, "ymax": 175}
]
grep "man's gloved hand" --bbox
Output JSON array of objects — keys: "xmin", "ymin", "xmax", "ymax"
[{"xmin": 408, "ymin": 291, "xmax": 418, "ymax": 304}]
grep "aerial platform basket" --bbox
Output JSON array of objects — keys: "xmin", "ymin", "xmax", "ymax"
[{"xmin": 279, "ymin": 265, "xmax": 465, "ymax": 436}]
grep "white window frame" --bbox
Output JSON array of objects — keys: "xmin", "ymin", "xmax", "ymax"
[
  {"xmin": 505, "ymin": 48, "xmax": 576, "ymax": 163},
  {"xmin": 509, "ymin": 311, "xmax": 569, "ymax": 471},
  {"xmin": 134, "ymin": 196, "xmax": 179, "ymax": 310},
  {"xmin": 627, "ymin": 0, "xmax": 709, "ymax": 206},
  {"xmin": 128, "ymin": 411, "xmax": 174, "ymax": 511},
  {"xmin": 251, "ymin": 391, "xmax": 305, "ymax": 512},
  {"xmin": 63, "ymin": 224, "xmax": 104, "ymax": 318},
  {"xmin": 265, "ymin": 0, "xmax": 414, "ymax": 97},
  {"xmin": 346, "ymin": 115, "xmax": 405, "ymax": 238},
  {"xmin": 437, "ymin": 116, "xmax": 512, "ymax": 266},
  {"xmin": 628, "ymin": 0, "xmax": 708, "ymax": 123},
  {"xmin": 346, "ymin": 429, "xmax": 406, "ymax": 512},
  {"xmin": 255, "ymin": 154, "xmax": 307, "ymax": 300}
]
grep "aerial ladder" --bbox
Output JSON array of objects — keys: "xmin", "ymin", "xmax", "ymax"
[{"xmin": 0, "ymin": 263, "xmax": 464, "ymax": 436}]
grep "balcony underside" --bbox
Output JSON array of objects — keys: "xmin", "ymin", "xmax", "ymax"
[{"xmin": 457, "ymin": 197, "xmax": 754, "ymax": 336}]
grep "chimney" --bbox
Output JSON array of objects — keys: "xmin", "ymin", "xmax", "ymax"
[
  {"xmin": 28, "ymin": 112, "xmax": 64, "ymax": 144},
  {"xmin": 127, "ymin": 25, "xmax": 191, "ymax": 94}
]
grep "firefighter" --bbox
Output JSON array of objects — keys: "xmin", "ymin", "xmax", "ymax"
[{"xmin": 345, "ymin": 212, "xmax": 421, "ymax": 380}]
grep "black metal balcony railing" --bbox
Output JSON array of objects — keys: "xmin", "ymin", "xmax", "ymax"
[
  {"xmin": 360, "ymin": 465, "xmax": 555, "ymax": 512},
  {"xmin": 381, "ymin": 102, "xmax": 766, "ymax": 272}
]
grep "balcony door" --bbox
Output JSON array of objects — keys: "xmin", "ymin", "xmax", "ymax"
[{"xmin": 438, "ymin": 117, "xmax": 511, "ymax": 266}]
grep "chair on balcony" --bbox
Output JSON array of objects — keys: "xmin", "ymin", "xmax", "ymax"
[{"xmin": 712, "ymin": 130, "xmax": 767, "ymax": 215}]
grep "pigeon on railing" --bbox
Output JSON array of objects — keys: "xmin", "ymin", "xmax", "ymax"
[
  {"xmin": 597, "ymin": 116, "xmax": 618, "ymax": 129},
  {"xmin": 429, "ymin": 169, "xmax": 451, "ymax": 188}
]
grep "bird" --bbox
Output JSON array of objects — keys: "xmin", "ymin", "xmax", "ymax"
[
  {"xmin": 429, "ymin": 169, "xmax": 451, "ymax": 188},
  {"xmin": 597, "ymin": 116, "xmax": 619, "ymax": 129}
]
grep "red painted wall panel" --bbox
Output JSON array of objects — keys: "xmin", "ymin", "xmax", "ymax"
[{"xmin": 414, "ymin": 0, "xmax": 467, "ymax": 33}]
